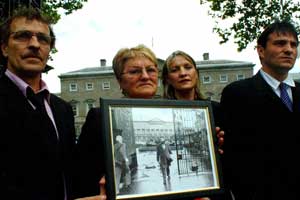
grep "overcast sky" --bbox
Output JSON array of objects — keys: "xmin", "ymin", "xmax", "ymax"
[
  {"xmin": 44, "ymin": 0, "xmax": 300, "ymax": 93},
  {"xmin": 132, "ymin": 107, "xmax": 173, "ymax": 122}
]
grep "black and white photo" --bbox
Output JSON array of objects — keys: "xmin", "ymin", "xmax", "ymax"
[{"xmin": 100, "ymin": 98, "xmax": 223, "ymax": 200}]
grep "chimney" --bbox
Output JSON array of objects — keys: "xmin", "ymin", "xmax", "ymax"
[
  {"xmin": 203, "ymin": 52, "xmax": 209, "ymax": 60},
  {"xmin": 100, "ymin": 59, "xmax": 106, "ymax": 67}
]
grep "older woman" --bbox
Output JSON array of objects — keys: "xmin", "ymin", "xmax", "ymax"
[
  {"xmin": 112, "ymin": 44, "xmax": 158, "ymax": 99},
  {"xmin": 74, "ymin": 44, "xmax": 159, "ymax": 198}
]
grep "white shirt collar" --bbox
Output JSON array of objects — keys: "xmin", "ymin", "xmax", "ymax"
[{"xmin": 259, "ymin": 69, "xmax": 295, "ymax": 91}]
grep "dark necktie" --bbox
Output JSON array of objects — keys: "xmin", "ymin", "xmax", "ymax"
[
  {"xmin": 26, "ymin": 88, "xmax": 65, "ymax": 199},
  {"xmin": 279, "ymin": 82, "xmax": 293, "ymax": 112},
  {"xmin": 26, "ymin": 88, "xmax": 59, "ymax": 143}
]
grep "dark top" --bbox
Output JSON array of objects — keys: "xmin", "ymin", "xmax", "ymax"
[
  {"xmin": 0, "ymin": 74, "xmax": 76, "ymax": 200},
  {"xmin": 74, "ymin": 107, "xmax": 105, "ymax": 197},
  {"xmin": 220, "ymin": 72, "xmax": 300, "ymax": 200}
]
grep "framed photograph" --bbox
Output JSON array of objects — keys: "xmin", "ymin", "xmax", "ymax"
[{"xmin": 100, "ymin": 98, "xmax": 223, "ymax": 200}]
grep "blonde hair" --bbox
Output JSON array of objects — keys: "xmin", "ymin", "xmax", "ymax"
[
  {"xmin": 162, "ymin": 50, "xmax": 206, "ymax": 100},
  {"xmin": 112, "ymin": 44, "xmax": 158, "ymax": 81}
]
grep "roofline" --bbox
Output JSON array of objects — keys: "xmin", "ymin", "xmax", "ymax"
[
  {"xmin": 196, "ymin": 62, "xmax": 255, "ymax": 69},
  {"xmin": 59, "ymin": 70, "xmax": 114, "ymax": 78},
  {"xmin": 59, "ymin": 61, "xmax": 255, "ymax": 78}
]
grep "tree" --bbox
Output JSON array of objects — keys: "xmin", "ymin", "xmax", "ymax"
[
  {"xmin": 0, "ymin": 0, "xmax": 88, "ymax": 71},
  {"xmin": 200, "ymin": 0, "xmax": 300, "ymax": 51},
  {"xmin": 41, "ymin": 0, "xmax": 88, "ymax": 24},
  {"xmin": 0, "ymin": 0, "xmax": 88, "ymax": 24}
]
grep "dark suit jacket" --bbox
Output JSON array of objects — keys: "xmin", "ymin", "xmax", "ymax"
[
  {"xmin": 220, "ymin": 72, "xmax": 300, "ymax": 200},
  {"xmin": 0, "ymin": 74, "xmax": 76, "ymax": 200},
  {"xmin": 74, "ymin": 107, "xmax": 105, "ymax": 197},
  {"xmin": 156, "ymin": 143, "xmax": 172, "ymax": 167}
]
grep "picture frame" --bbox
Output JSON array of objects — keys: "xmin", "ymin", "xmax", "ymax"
[{"xmin": 100, "ymin": 98, "xmax": 224, "ymax": 200}]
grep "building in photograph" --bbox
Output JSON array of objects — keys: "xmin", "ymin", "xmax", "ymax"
[{"xmin": 133, "ymin": 118, "xmax": 174, "ymax": 145}]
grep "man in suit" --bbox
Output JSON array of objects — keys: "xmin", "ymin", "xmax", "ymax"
[
  {"xmin": 221, "ymin": 21, "xmax": 300, "ymax": 199},
  {"xmin": 114, "ymin": 135, "xmax": 130, "ymax": 194},
  {"xmin": 0, "ymin": 7, "xmax": 77, "ymax": 199},
  {"xmin": 157, "ymin": 138, "xmax": 172, "ymax": 185}
]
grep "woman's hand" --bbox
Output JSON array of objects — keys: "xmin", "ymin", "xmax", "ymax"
[
  {"xmin": 74, "ymin": 176, "xmax": 107, "ymax": 200},
  {"xmin": 216, "ymin": 126, "xmax": 224, "ymax": 154}
]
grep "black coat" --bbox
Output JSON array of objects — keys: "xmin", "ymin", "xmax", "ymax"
[
  {"xmin": 220, "ymin": 72, "xmax": 300, "ymax": 200},
  {"xmin": 0, "ymin": 74, "xmax": 76, "ymax": 200},
  {"xmin": 74, "ymin": 107, "xmax": 105, "ymax": 197}
]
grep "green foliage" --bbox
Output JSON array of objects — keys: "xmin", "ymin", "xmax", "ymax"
[
  {"xmin": 201, "ymin": 0, "xmax": 300, "ymax": 51},
  {"xmin": 41, "ymin": 0, "xmax": 88, "ymax": 24},
  {"xmin": 42, "ymin": 0, "xmax": 88, "ymax": 64},
  {"xmin": 0, "ymin": 0, "xmax": 88, "ymax": 71},
  {"xmin": 0, "ymin": 0, "xmax": 88, "ymax": 26}
]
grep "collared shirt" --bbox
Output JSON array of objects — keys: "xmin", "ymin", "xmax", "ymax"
[
  {"xmin": 5, "ymin": 69, "xmax": 59, "ymax": 138},
  {"xmin": 5, "ymin": 69, "xmax": 67, "ymax": 200},
  {"xmin": 260, "ymin": 69, "xmax": 295, "ymax": 102}
]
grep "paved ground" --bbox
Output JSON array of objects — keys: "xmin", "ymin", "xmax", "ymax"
[{"xmin": 117, "ymin": 149, "xmax": 215, "ymax": 198}]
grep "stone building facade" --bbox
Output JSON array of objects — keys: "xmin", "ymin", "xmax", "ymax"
[
  {"xmin": 133, "ymin": 118, "xmax": 174, "ymax": 145},
  {"xmin": 59, "ymin": 57, "xmax": 254, "ymax": 136}
]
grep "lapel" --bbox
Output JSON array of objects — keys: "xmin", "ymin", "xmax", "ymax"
[
  {"xmin": 0, "ymin": 74, "xmax": 33, "ymax": 112},
  {"xmin": 292, "ymin": 82, "xmax": 300, "ymax": 113},
  {"xmin": 252, "ymin": 72, "xmax": 280, "ymax": 101},
  {"xmin": 48, "ymin": 95, "xmax": 74, "ymax": 148},
  {"xmin": 252, "ymin": 72, "xmax": 293, "ymax": 112},
  {"xmin": 0, "ymin": 75, "xmax": 57, "ymax": 149},
  {"xmin": 0, "ymin": 75, "xmax": 66, "ymax": 144},
  {"xmin": 49, "ymin": 95, "xmax": 64, "ymax": 141}
]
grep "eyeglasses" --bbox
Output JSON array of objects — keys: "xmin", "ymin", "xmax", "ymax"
[
  {"xmin": 121, "ymin": 66, "xmax": 158, "ymax": 77},
  {"xmin": 10, "ymin": 30, "xmax": 52, "ymax": 45}
]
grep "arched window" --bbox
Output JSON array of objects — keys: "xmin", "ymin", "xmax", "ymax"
[
  {"xmin": 69, "ymin": 100, "xmax": 79, "ymax": 116},
  {"xmin": 85, "ymin": 99, "xmax": 96, "ymax": 114}
]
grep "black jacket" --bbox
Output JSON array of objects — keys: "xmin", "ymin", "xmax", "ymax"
[
  {"xmin": 221, "ymin": 72, "xmax": 300, "ymax": 200},
  {"xmin": 0, "ymin": 74, "xmax": 76, "ymax": 199}
]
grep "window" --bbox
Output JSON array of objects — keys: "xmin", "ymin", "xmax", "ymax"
[
  {"xmin": 237, "ymin": 74, "xmax": 245, "ymax": 80},
  {"xmin": 69, "ymin": 83, "xmax": 78, "ymax": 92},
  {"xmin": 220, "ymin": 74, "xmax": 228, "ymax": 83},
  {"xmin": 86, "ymin": 101, "xmax": 95, "ymax": 114},
  {"xmin": 75, "ymin": 125, "xmax": 81, "ymax": 137},
  {"xmin": 86, "ymin": 82, "xmax": 94, "ymax": 91},
  {"xmin": 102, "ymin": 82, "xmax": 110, "ymax": 90},
  {"xmin": 70, "ymin": 100, "xmax": 79, "ymax": 116},
  {"xmin": 202, "ymin": 75, "xmax": 211, "ymax": 84}
]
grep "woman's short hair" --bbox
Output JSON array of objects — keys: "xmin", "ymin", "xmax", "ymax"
[{"xmin": 112, "ymin": 44, "xmax": 158, "ymax": 81}]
